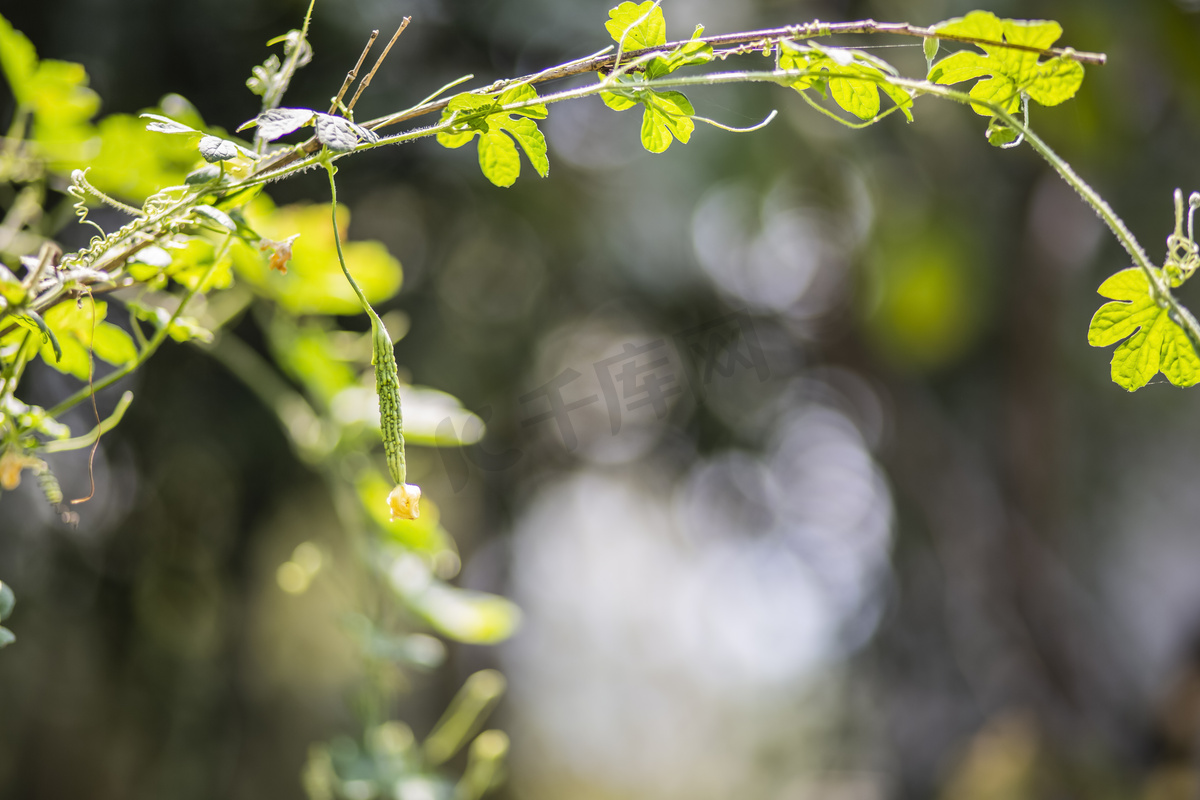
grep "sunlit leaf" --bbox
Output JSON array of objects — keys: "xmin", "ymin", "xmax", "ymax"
[
  {"xmin": 639, "ymin": 89, "xmax": 693, "ymax": 152},
  {"xmin": 38, "ymin": 300, "xmax": 136, "ymax": 380},
  {"xmin": 163, "ymin": 236, "xmax": 234, "ymax": 292},
  {"xmin": 141, "ymin": 113, "xmax": 199, "ymax": 135},
  {"xmin": 778, "ymin": 43, "xmax": 913, "ymax": 122},
  {"xmin": 929, "ymin": 10, "xmax": 1084, "ymax": 121},
  {"xmin": 436, "ymin": 85, "xmax": 549, "ymax": 187},
  {"xmin": 0, "ymin": 13, "xmax": 39, "ymax": 106},
  {"xmin": 1088, "ymin": 268, "xmax": 1200, "ymax": 391},
  {"xmin": 313, "ymin": 113, "xmax": 377, "ymax": 152},
  {"xmin": 240, "ymin": 107, "xmax": 314, "ymax": 141},
  {"xmin": 198, "ymin": 135, "xmax": 238, "ymax": 162},
  {"xmin": 605, "ymin": 1, "xmax": 666, "ymax": 50}
]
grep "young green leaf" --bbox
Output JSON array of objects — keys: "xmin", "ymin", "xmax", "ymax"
[
  {"xmin": 923, "ymin": 36, "xmax": 939, "ymax": 70},
  {"xmin": 605, "ymin": 1, "xmax": 666, "ymax": 51},
  {"xmin": 928, "ymin": 11, "xmax": 1084, "ymax": 120},
  {"xmin": 0, "ymin": 13, "xmax": 38, "ymax": 106},
  {"xmin": 238, "ymin": 107, "xmax": 314, "ymax": 141},
  {"xmin": 194, "ymin": 204, "xmax": 238, "ymax": 232},
  {"xmin": 1088, "ymin": 268, "xmax": 1200, "ymax": 391},
  {"xmin": 313, "ymin": 113, "xmax": 378, "ymax": 152},
  {"xmin": 141, "ymin": 113, "xmax": 199, "ymax": 135},
  {"xmin": 38, "ymin": 301, "xmax": 137, "ymax": 380},
  {"xmin": 778, "ymin": 43, "xmax": 914, "ymax": 122},
  {"xmin": 639, "ymin": 90, "xmax": 694, "ymax": 152},
  {"xmin": 198, "ymin": 135, "xmax": 239, "ymax": 162},
  {"xmin": 436, "ymin": 85, "xmax": 549, "ymax": 187}
]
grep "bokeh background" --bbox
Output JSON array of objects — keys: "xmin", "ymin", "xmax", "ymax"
[{"xmin": 5, "ymin": 0, "xmax": 1200, "ymax": 797}]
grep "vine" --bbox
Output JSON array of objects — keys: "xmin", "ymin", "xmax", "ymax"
[{"xmin": 0, "ymin": 1, "xmax": 1182, "ymax": 796}]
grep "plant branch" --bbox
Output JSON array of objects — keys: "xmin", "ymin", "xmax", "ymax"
[
  {"xmin": 250, "ymin": 17, "xmax": 1106, "ymax": 179},
  {"xmin": 347, "ymin": 17, "xmax": 411, "ymax": 113},
  {"xmin": 330, "ymin": 29, "xmax": 379, "ymax": 114}
]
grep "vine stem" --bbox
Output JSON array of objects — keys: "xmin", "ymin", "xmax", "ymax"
[
  {"xmin": 905, "ymin": 79, "xmax": 1200, "ymax": 349},
  {"xmin": 251, "ymin": 17, "xmax": 1106, "ymax": 179}
]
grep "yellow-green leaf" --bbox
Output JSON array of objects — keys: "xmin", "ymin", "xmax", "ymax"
[
  {"xmin": 929, "ymin": 10, "xmax": 1085, "ymax": 118},
  {"xmin": 1088, "ymin": 268, "xmax": 1200, "ymax": 391},
  {"xmin": 605, "ymin": 1, "xmax": 666, "ymax": 49},
  {"xmin": 39, "ymin": 300, "xmax": 136, "ymax": 380},
  {"xmin": 0, "ymin": 13, "xmax": 38, "ymax": 106}
]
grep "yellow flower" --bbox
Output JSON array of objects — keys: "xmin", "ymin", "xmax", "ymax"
[{"xmin": 387, "ymin": 483, "xmax": 422, "ymax": 521}]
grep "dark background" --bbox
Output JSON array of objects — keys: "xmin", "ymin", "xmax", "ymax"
[{"xmin": 5, "ymin": 0, "xmax": 1200, "ymax": 798}]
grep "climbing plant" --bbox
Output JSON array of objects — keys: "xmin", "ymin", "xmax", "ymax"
[{"xmin": 0, "ymin": 1, "xmax": 1179, "ymax": 796}]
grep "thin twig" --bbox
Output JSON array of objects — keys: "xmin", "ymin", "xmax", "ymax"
[
  {"xmin": 347, "ymin": 17, "xmax": 411, "ymax": 113},
  {"xmin": 330, "ymin": 29, "xmax": 379, "ymax": 114}
]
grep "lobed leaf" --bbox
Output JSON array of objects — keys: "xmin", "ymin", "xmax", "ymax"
[
  {"xmin": 928, "ymin": 10, "xmax": 1085, "ymax": 122},
  {"xmin": 0, "ymin": 13, "xmax": 38, "ymax": 106},
  {"xmin": 1087, "ymin": 268, "xmax": 1200, "ymax": 391},
  {"xmin": 778, "ymin": 44, "xmax": 914, "ymax": 122},
  {"xmin": 639, "ymin": 90, "xmax": 694, "ymax": 152},
  {"xmin": 605, "ymin": 1, "xmax": 666, "ymax": 50},
  {"xmin": 38, "ymin": 301, "xmax": 137, "ymax": 380},
  {"xmin": 435, "ymin": 86, "xmax": 549, "ymax": 187}
]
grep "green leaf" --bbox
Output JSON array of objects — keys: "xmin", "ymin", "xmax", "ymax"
[
  {"xmin": 239, "ymin": 107, "xmax": 314, "ymax": 140},
  {"xmin": 408, "ymin": 580, "xmax": 521, "ymax": 645},
  {"xmin": 640, "ymin": 90, "xmax": 694, "ymax": 152},
  {"xmin": 126, "ymin": 301, "xmax": 214, "ymax": 344},
  {"xmin": 313, "ymin": 113, "xmax": 378, "ymax": 152},
  {"xmin": 929, "ymin": 11, "xmax": 1085, "ymax": 117},
  {"xmin": 38, "ymin": 301, "xmax": 136, "ymax": 380},
  {"xmin": 85, "ymin": 98, "xmax": 222, "ymax": 202},
  {"xmin": 476, "ymin": 129, "xmax": 521, "ymax": 187},
  {"xmin": 0, "ymin": 581, "xmax": 14, "ymax": 621},
  {"xmin": 986, "ymin": 118, "xmax": 1020, "ymax": 146},
  {"xmin": 141, "ymin": 113, "xmax": 198, "ymax": 135},
  {"xmin": 605, "ymin": 1, "xmax": 666, "ymax": 50},
  {"xmin": 194, "ymin": 205, "xmax": 237, "ymax": 232},
  {"xmin": 267, "ymin": 315, "xmax": 359, "ymax": 406},
  {"xmin": 435, "ymin": 85, "xmax": 549, "ymax": 187},
  {"xmin": 163, "ymin": 236, "xmax": 234, "ymax": 292},
  {"xmin": 778, "ymin": 44, "xmax": 913, "ymax": 122},
  {"xmin": 924, "ymin": 36, "xmax": 940, "ymax": 70},
  {"xmin": 830, "ymin": 69, "xmax": 881, "ymax": 120},
  {"xmin": 1088, "ymin": 268, "xmax": 1200, "ymax": 391},
  {"xmin": 20, "ymin": 310, "xmax": 62, "ymax": 362},
  {"xmin": 198, "ymin": 135, "xmax": 238, "ymax": 162},
  {"xmin": 0, "ymin": 14, "xmax": 38, "ymax": 106},
  {"xmin": 644, "ymin": 34, "xmax": 713, "ymax": 80},
  {"xmin": 0, "ymin": 627, "xmax": 13, "ymax": 648}
]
